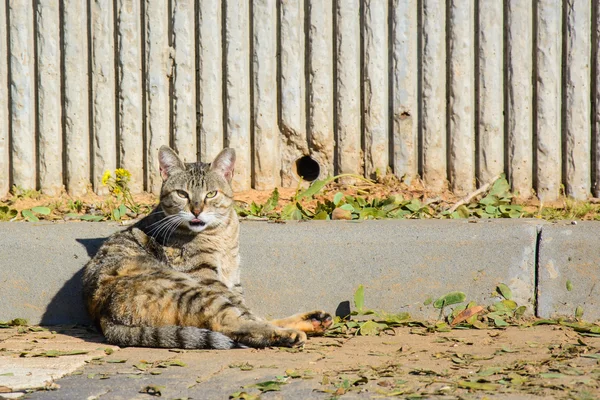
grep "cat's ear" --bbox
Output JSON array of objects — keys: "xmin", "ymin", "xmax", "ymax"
[
  {"xmin": 158, "ymin": 146, "xmax": 185, "ymax": 180},
  {"xmin": 210, "ymin": 148, "xmax": 236, "ymax": 183}
]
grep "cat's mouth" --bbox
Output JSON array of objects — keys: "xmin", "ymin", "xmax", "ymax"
[{"xmin": 189, "ymin": 218, "xmax": 206, "ymax": 227}]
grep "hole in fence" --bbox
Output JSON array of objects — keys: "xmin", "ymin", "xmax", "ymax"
[{"xmin": 294, "ymin": 156, "xmax": 321, "ymax": 182}]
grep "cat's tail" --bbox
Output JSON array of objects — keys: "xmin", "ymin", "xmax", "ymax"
[{"xmin": 100, "ymin": 320, "xmax": 244, "ymax": 349}]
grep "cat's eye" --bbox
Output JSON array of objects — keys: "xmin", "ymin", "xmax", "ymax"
[
  {"xmin": 205, "ymin": 190, "xmax": 218, "ymax": 199},
  {"xmin": 175, "ymin": 190, "xmax": 188, "ymax": 199}
]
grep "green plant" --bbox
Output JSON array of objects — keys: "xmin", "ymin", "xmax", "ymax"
[
  {"xmin": 11, "ymin": 185, "xmax": 42, "ymax": 200},
  {"xmin": 21, "ymin": 206, "xmax": 51, "ymax": 222},
  {"xmin": 445, "ymin": 175, "xmax": 523, "ymax": 219},
  {"xmin": 0, "ymin": 204, "xmax": 18, "ymax": 221},
  {"xmin": 235, "ymin": 188, "xmax": 280, "ymax": 219},
  {"xmin": 67, "ymin": 199, "xmax": 84, "ymax": 213},
  {"xmin": 102, "ymin": 168, "xmax": 138, "ymax": 221}
]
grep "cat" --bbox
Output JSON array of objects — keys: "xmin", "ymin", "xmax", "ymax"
[{"xmin": 82, "ymin": 146, "xmax": 333, "ymax": 349}]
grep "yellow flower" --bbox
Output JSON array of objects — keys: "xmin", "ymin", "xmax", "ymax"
[
  {"xmin": 111, "ymin": 187, "xmax": 121, "ymax": 195},
  {"xmin": 115, "ymin": 168, "xmax": 131, "ymax": 180},
  {"xmin": 101, "ymin": 170, "xmax": 111, "ymax": 186}
]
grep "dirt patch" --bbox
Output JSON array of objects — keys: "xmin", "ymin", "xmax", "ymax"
[{"xmin": 2, "ymin": 325, "xmax": 599, "ymax": 398}]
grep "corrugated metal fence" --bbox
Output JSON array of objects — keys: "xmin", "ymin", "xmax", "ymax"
[{"xmin": 0, "ymin": 1, "xmax": 598, "ymax": 200}]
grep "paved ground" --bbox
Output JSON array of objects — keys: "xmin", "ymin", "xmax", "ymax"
[{"xmin": 1, "ymin": 323, "xmax": 600, "ymax": 399}]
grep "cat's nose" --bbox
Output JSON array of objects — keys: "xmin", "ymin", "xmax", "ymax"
[{"xmin": 192, "ymin": 208, "xmax": 202, "ymax": 217}]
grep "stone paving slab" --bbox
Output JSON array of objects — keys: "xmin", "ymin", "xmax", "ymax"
[
  {"xmin": 1, "ymin": 220, "xmax": 541, "ymax": 325},
  {"xmin": 0, "ymin": 327, "xmax": 117, "ymax": 398},
  {"xmin": 537, "ymin": 221, "xmax": 600, "ymax": 320},
  {"xmin": 7, "ymin": 324, "xmax": 600, "ymax": 399}
]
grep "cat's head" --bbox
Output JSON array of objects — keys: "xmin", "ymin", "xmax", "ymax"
[{"xmin": 158, "ymin": 146, "xmax": 236, "ymax": 233}]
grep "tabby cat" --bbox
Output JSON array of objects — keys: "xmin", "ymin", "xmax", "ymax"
[{"xmin": 83, "ymin": 146, "xmax": 332, "ymax": 349}]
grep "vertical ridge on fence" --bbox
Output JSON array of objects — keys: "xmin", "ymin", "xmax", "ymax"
[
  {"xmin": 594, "ymin": 0, "xmax": 600, "ymax": 197},
  {"xmin": 334, "ymin": 0, "xmax": 361, "ymax": 178},
  {"xmin": 564, "ymin": 0, "xmax": 591, "ymax": 200},
  {"xmin": 420, "ymin": 0, "xmax": 446, "ymax": 191},
  {"xmin": 224, "ymin": 0, "xmax": 251, "ymax": 191},
  {"xmin": 172, "ymin": 0, "xmax": 196, "ymax": 163},
  {"xmin": 8, "ymin": 2, "xmax": 36, "ymax": 191},
  {"xmin": 306, "ymin": 0, "xmax": 334, "ymax": 178},
  {"xmin": 447, "ymin": 0, "xmax": 475, "ymax": 195},
  {"xmin": 252, "ymin": 0, "xmax": 280, "ymax": 189},
  {"xmin": 0, "ymin": 1, "xmax": 9, "ymax": 198},
  {"xmin": 363, "ymin": 0, "xmax": 388, "ymax": 179},
  {"xmin": 62, "ymin": 0, "xmax": 89, "ymax": 196},
  {"xmin": 535, "ymin": 0, "xmax": 562, "ymax": 201},
  {"xmin": 476, "ymin": 0, "xmax": 504, "ymax": 187},
  {"xmin": 90, "ymin": 0, "xmax": 116, "ymax": 194},
  {"xmin": 278, "ymin": 0, "xmax": 307, "ymax": 185},
  {"xmin": 145, "ymin": 0, "xmax": 170, "ymax": 194},
  {"xmin": 197, "ymin": 0, "xmax": 223, "ymax": 163},
  {"xmin": 506, "ymin": 0, "xmax": 533, "ymax": 198},
  {"xmin": 391, "ymin": 0, "xmax": 418, "ymax": 184},
  {"xmin": 35, "ymin": 1, "xmax": 62, "ymax": 196},
  {"xmin": 116, "ymin": 0, "xmax": 143, "ymax": 193}
]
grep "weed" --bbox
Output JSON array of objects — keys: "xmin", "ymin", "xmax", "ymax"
[
  {"xmin": 11, "ymin": 185, "xmax": 42, "ymax": 200},
  {"xmin": 102, "ymin": 168, "xmax": 140, "ymax": 221}
]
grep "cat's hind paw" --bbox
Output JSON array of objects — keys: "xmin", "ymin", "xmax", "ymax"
[{"xmin": 271, "ymin": 310, "xmax": 333, "ymax": 335}]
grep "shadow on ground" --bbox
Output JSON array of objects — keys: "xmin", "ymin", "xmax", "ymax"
[{"xmin": 39, "ymin": 238, "xmax": 106, "ymax": 326}]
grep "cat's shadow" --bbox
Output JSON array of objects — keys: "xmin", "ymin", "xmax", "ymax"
[{"xmin": 39, "ymin": 237, "xmax": 107, "ymax": 326}]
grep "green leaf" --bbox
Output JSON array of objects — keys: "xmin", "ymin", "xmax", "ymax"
[
  {"xmin": 488, "ymin": 175, "xmax": 510, "ymax": 197},
  {"xmin": 501, "ymin": 299, "xmax": 517, "ymax": 310},
  {"xmin": 339, "ymin": 203, "xmax": 355, "ymax": 212},
  {"xmin": 539, "ymin": 373, "xmax": 565, "ymax": 379},
  {"xmin": 433, "ymin": 291, "xmax": 466, "ymax": 309},
  {"xmin": 31, "ymin": 206, "xmax": 51, "ymax": 215},
  {"xmin": 263, "ymin": 188, "xmax": 279, "ymax": 213},
  {"xmin": 22, "ymin": 209, "xmax": 39, "ymax": 222},
  {"xmin": 566, "ymin": 280, "xmax": 573, "ymax": 291},
  {"xmin": 575, "ymin": 306, "xmax": 584, "ymax": 318},
  {"xmin": 333, "ymin": 192, "xmax": 344, "ymax": 206},
  {"xmin": 358, "ymin": 320, "xmax": 385, "ymax": 336},
  {"xmin": 246, "ymin": 380, "xmax": 284, "ymax": 392},
  {"xmin": 80, "ymin": 214, "xmax": 104, "ymax": 222},
  {"xmin": 496, "ymin": 283, "xmax": 513, "ymax": 300},
  {"xmin": 514, "ymin": 306, "xmax": 527, "ymax": 318},
  {"xmin": 354, "ymin": 285, "xmax": 365, "ymax": 312},
  {"xmin": 313, "ymin": 210, "xmax": 329, "ymax": 220},
  {"xmin": 118, "ymin": 204, "xmax": 127, "ymax": 217}
]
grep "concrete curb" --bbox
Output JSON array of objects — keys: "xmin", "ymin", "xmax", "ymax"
[{"xmin": 0, "ymin": 219, "xmax": 598, "ymax": 325}]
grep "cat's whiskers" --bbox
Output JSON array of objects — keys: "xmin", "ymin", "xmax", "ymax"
[
  {"xmin": 147, "ymin": 214, "xmax": 183, "ymax": 242},
  {"xmin": 164, "ymin": 218, "xmax": 185, "ymax": 246},
  {"xmin": 146, "ymin": 214, "xmax": 180, "ymax": 235}
]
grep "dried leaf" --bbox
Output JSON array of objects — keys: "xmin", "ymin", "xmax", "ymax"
[{"xmin": 451, "ymin": 306, "xmax": 484, "ymax": 326}]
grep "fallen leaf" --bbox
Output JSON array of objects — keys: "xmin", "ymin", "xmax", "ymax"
[
  {"xmin": 458, "ymin": 380, "xmax": 499, "ymax": 391},
  {"xmin": 139, "ymin": 385, "xmax": 165, "ymax": 396},
  {"xmin": 451, "ymin": 306, "xmax": 484, "ymax": 326}
]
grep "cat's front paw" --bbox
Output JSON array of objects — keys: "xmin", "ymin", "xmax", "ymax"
[{"xmin": 272, "ymin": 328, "xmax": 307, "ymax": 347}]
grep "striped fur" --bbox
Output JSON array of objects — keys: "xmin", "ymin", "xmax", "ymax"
[{"xmin": 83, "ymin": 147, "xmax": 332, "ymax": 349}]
